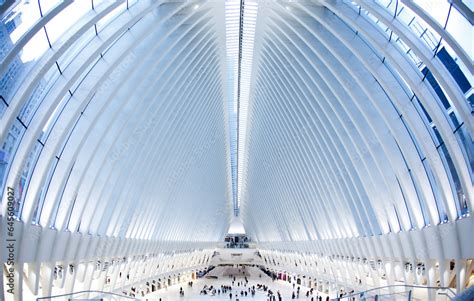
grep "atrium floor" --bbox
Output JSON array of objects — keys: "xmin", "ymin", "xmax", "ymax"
[{"xmin": 143, "ymin": 266, "xmax": 331, "ymax": 301}]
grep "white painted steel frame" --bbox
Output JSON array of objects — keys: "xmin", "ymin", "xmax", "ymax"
[
  {"xmin": 1, "ymin": 1, "xmax": 232, "ymax": 300},
  {"xmin": 0, "ymin": 0, "xmax": 472, "ymax": 300},
  {"xmin": 239, "ymin": 0, "xmax": 473, "ymax": 297}
]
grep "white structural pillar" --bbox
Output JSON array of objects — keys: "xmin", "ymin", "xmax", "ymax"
[
  {"xmin": 455, "ymin": 259, "xmax": 467, "ymax": 294},
  {"xmin": 426, "ymin": 260, "xmax": 436, "ymax": 301},
  {"xmin": 438, "ymin": 260, "xmax": 450, "ymax": 288}
]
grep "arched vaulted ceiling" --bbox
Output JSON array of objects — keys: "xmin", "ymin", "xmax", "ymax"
[
  {"xmin": 0, "ymin": 0, "xmax": 473, "ymax": 298},
  {"xmin": 239, "ymin": 0, "xmax": 473, "ymax": 245},
  {"xmin": 0, "ymin": 1, "xmax": 232, "ymax": 243}
]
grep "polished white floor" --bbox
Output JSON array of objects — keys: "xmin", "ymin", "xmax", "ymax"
[{"xmin": 143, "ymin": 266, "xmax": 330, "ymax": 301}]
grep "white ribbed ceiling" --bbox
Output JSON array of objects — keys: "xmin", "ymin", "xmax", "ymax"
[
  {"xmin": 238, "ymin": 0, "xmax": 473, "ymax": 243},
  {"xmin": 0, "ymin": 0, "xmax": 473, "ymax": 299},
  {"xmin": 0, "ymin": 0, "xmax": 472, "ymax": 253},
  {"xmin": 1, "ymin": 1, "xmax": 233, "ymax": 242}
]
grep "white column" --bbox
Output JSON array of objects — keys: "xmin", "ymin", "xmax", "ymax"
[
  {"xmin": 438, "ymin": 260, "xmax": 450, "ymax": 287},
  {"xmin": 455, "ymin": 259, "xmax": 467, "ymax": 294},
  {"xmin": 426, "ymin": 260, "xmax": 436, "ymax": 301}
]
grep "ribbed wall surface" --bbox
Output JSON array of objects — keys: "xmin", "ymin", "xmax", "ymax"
[
  {"xmin": 1, "ymin": 1, "xmax": 232, "ymax": 240},
  {"xmin": 239, "ymin": 0, "xmax": 473, "ymax": 296},
  {"xmin": 0, "ymin": 1, "xmax": 231, "ymax": 299},
  {"xmin": 0, "ymin": 0, "xmax": 472, "ymax": 299},
  {"xmin": 241, "ymin": 0, "xmax": 472, "ymax": 241}
]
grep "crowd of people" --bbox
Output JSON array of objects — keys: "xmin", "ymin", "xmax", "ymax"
[
  {"xmin": 165, "ymin": 266, "xmax": 332, "ymax": 301},
  {"xmin": 289, "ymin": 283, "xmax": 330, "ymax": 301}
]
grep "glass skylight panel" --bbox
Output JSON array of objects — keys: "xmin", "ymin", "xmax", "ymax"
[
  {"xmin": 225, "ymin": 0, "xmax": 258, "ymax": 215},
  {"xmin": 237, "ymin": 0, "xmax": 258, "ymax": 211},
  {"xmin": 225, "ymin": 0, "xmax": 240, "ymax": 214}
]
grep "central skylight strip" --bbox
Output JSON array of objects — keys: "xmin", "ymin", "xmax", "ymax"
[
  {"xmin": 225, "ymin": 0, "xmax": 241, "ymax": 215},
  {"xmin": 237, "ymin": 0, "xmax": 258, "ymax": 213}
]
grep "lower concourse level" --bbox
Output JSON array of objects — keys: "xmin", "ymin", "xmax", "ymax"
[
  {"xmin": 143, "ymin": 265, "xmax": 331, "ymax": 301},
  {"xmin": 0, "ymin": 0, "xmax": 473, "ymax": 300}
]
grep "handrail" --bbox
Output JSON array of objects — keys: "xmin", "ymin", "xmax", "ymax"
[
  {"xmin": 334, "ymin": 284, "xmax": 456, "ymax": 300},
  {"xmin": 34, "ymin": 284, "xmax": 458, "ymax": 300},
  {"xmin": 36, "ymin": 290, "xmax": 138, "ymax": 300},
  {"xmin": 438, "ymin": 287, "xmax": 457, "ymax": 300}
]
